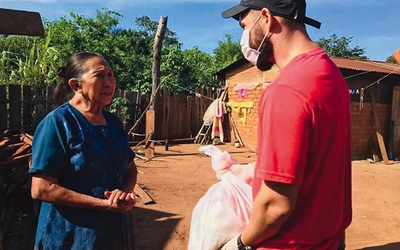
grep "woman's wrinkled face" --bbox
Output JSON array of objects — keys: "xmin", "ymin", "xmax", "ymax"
[{"xmin": 79, "ymin": 56, "xmax": 116, "ymax": 107}]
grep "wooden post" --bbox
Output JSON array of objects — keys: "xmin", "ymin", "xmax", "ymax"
[
  {"xmin": 9, "ymin": 85, "xmax": 22, "ymax": 129},
  {"xmin": 370, "ymin": 90, "xmax": 390, "ymax": 164},
  {"xmin": 0, "ymin": 86, "xmax": 7, "ymax": 135},
  {"xmin": 145, "ymin": 15, "xmax": 167, "ymax": 157},
  {"xmin": 164, "ymin": 88, "xmax": 170, "ymax": 151},
  {"xmin": 145, "ymin": 110, "xmax": 155, "ymax": 159},
  {"xmin": 22, "ymin": 85, "xmax": 33, "ymax": 132},
  {"xmin": 149, "ymin": 16, "xmax": 168, "ymax": 110}
]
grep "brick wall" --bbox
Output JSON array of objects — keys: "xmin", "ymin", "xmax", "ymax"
[
  {"xmin": 226, "ymin": 64, "xmax": 279, "ymax": 149},
  {"xmin": 351, "ymin": 102, "xmax": 391, "ymax": 160}
]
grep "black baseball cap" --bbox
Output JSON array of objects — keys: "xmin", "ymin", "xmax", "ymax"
[{"xmin": 222, "ymin": 0, "xmax": 321, "ymax": 29}]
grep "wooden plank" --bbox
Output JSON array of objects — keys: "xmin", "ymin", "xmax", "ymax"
[
  {"xmin": 369, "ymin": 137, "xmax": 380, "ymax": 162},
  {"xmin": 173, "ymin": 93, "xmax": 180, "ymax": 138},
  {"xmin": 134, "ymin": 184, "xmax": 155, "ymax": 205},
  {"xmin": 229, "ymin": 112, "xmax": 245, "ymax": 147},
  {"xmin": 0, "ymin": 153, "xmax": 32, "ymax": 167},
  {"xmin": 168, "ymin": 94, "xmax": 176, "ymax": 139},
  {"xmin": 0, "ymin": 85, "xmax": 7, "ymax": 135},
  {"xmin": 22, "ymin": 85, "xmax": 33, "ymax": 131},
  {"xmin": 34, "ymin": 88, "xmax": 46, "ymax": 128},
  {"xmin": 178, "ymin": 95, "xmax": 186, "ymax": 138},
  {"xmin": 390, "ymin": 86, "xmax": 400, "ymax": 158},
  {"xmin": 9, "ymin": 85, "xmax": 22, "ymax": 129},
  {"xmin": 0, "ymin": 8, "xmax": 44, "ymax": 36},
  {"xmin": 193, "ymin": 94, "xmax": 200, "ymax": 137},
  {"xmin": 164, "ymin": 88, "xmax": 171, "ymax": 143},
  {"xmin": 20, "ymin": 132, "xmax": 33, "ymax": 146},
  {"xmin": 370, "ymin": 91, "xmax": 390, "ymax": 164},
  {"xmin": 186, "ymin": 96, "xmax": 193, "ymax": 137}
]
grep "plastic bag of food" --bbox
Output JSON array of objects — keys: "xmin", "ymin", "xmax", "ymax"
[{"xmin": 188, "ymin": 146, "xmax": 254, "ymax": 250}]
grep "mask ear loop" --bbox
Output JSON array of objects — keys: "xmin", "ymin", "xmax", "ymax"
[
  {"xmin": 249, "ymin": 14, "xmax": 262, "ymax": 30},
  {"xmin": 256, "ymin": 28, "xmax": 270, "ymax": 52},
  {"xmin": 250, "ymin": 14, "xmax": 270, "ymax": 52}
]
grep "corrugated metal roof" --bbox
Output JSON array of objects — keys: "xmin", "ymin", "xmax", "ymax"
[
  {"xmin": 215, "ymin": 57, "xmax": 400, "ymax": 79},
  {"xmin": 331, "ymin": 57, "xmax": 400, "ymax": 75}
]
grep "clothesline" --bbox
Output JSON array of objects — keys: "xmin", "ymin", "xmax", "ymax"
[
  {"xmin": 362, "ymin": 68, "xmax": 399, "ymax": 90},
  {"xmin": 348, "ymin": 67, "xmax": 399, "ymax": 95},
  {"xmin": 170, "ymin": 83, "xmax": 217, "ymax": 101}
]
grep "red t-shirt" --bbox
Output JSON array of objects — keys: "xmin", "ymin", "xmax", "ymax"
[{"xmin": 253, "ymin": 47, "xmax": 352, "ymax": 249}]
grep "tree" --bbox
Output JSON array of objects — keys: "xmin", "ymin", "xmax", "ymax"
[
  {"xmin": 386, "ymin": 55, "xmax": 397, "ymax": 64},
  {"xmin": 0, "ymin": 36, "xmax": 36, "ymax": 84},
  {"xmin": 181, "ymin": 47, "xmax": 218, "ymax": 88},
  {"xmin": 10, "ymin": 34, "xmax": 60, "ymax": 87},
  {"xmin": 213, "ymin": 34, "xmax": 242, "ymax": 70},
  {"xmin": 0, "ymin": 32, "xmax": 60, "ymax": 86},
  {"xmin": 316, "ymin": 34, "xmax": 368, "ymax": 60},
  {"xmin": 0, "ymin": 8, "xmax": 224, "ymax": 94}
]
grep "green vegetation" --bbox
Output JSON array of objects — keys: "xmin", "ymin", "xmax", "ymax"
[
  {"xmin": 1, "ymin": 8, "xmax": 379, "ymax": 92},
  {"xmin": 316, "ymin": 34, "xmax": 368, "ymax": 60},
  {"xmin": 110, "ymin": 97, "xmax": 131, "ymax": 126},
  {"xmin": 0, "ymin": 8, "xmax": 235, "ymax": 93}
]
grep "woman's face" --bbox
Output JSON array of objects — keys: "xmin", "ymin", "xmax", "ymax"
[{"xmin": 78, "ymin": 56, "xmax": 116, "ymax": 107}]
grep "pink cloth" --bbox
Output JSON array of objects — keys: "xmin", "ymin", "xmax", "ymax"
[{"xmin": 212, "ymin": 100, "xmax": 226, "ymax": 142}]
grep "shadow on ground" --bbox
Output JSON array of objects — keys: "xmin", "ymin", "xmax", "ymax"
[
  {"xmin": 359, "ymin": 242, "xmax": 400, "ymax": 250},
  {"xmin": 131, "ymin": 206, "xmax": 181, "ymax": 250}
]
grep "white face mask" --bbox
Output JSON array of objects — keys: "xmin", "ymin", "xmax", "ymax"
[
  {"xmin": 240, "ymin": 29, "xmax": 260, "ymax": 66},
  {"xmin": 240, "ymin": 15, "xmax": 269, "ymax": 66}
]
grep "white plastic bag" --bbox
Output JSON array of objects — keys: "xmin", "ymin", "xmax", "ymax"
[
  {"xmin": 188, "ymin": 172, "xmax": 252, "ymax": 250},
  {"xmin": 189, "ymin": 146, "xmax": 254, "ymax": 250},
  {"xmin": 199, "ymin": 145, "xmax": 237, "ymax": 179},
  {"xmin": 199, "ymin": 145, "xmax": 255, "ymax": 184}
]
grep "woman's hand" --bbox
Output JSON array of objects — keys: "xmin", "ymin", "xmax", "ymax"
[{"xmin": 104, "ymin": 189, "xmax": 137, "ymax": 213}]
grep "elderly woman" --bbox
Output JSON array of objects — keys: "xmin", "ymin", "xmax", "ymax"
[{"xmin": 29, "ymin": 52, "xmax": 137, "ymax": 250}]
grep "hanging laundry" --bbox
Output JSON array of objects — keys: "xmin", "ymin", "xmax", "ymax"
[
  {"xmin": 237, "ymin": 88, "xmax": 247, "ymax": 97},
  {"xmin": 211, "ymin": 100, "xmax": 227, "ymax": 143},
  {"xmin": 227, "ymin": 101, "xmax": 254, "ymax": 125}
]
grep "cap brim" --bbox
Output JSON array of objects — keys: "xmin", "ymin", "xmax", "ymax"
[
  {"xmin": 303, "ymin": 17, "xmax": 321, "ymax": 29},
  {"xmin": 222, "ymin": 5, "xmax": 249, "ymax": 20}
]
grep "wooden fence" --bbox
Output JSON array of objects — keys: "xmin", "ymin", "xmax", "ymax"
[
  {"xmin": 151, "ymin": 87, "xmax": 217, "ymax": 140},
  {"xmin": 0, "ymin": 84, "xmax": 219, "ymax": 141},
  {"xmin": 0, "ymin": 85, "xmax": 141, "ymax": 136}
]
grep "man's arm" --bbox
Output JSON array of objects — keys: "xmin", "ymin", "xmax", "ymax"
[{"xmin": 240, "ymin": 180, "xmax": 299, "ymax": 246}]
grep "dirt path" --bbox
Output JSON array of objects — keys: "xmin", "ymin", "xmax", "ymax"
[{"xmin": 131, "ymin": 143, "xmax": 400, "ymax": 250}]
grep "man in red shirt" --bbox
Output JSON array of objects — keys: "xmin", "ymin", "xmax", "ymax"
[{"xmin": 222, "ymin": 0, "xmax": 352, "ymax": 249}]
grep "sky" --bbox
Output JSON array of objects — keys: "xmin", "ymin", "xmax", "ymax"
[{"xmin": 1, "ymin": 0, "xmax": 399, "ymax": 62}]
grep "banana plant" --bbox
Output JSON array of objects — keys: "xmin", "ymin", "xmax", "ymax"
[
  {"xmin": 0, "ymin": 51, "xmax": 13, "ymax": 85},
  {"xmin": 10, "ymin": 31, "xmax": 61, "ymax": 87}
]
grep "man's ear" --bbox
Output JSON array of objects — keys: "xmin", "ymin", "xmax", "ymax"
[
  {"xmin": 260, "ymin": 8, "xmax": 273, "ymax": 30},
  {"xmin": 68, "ymin": 78, "xmax": 81, "ymax": 92}
]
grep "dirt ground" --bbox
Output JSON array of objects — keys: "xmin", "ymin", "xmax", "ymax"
[{"xmin": 131, "ymin": 143, "xmax": 400, "ymax": 250}]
